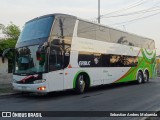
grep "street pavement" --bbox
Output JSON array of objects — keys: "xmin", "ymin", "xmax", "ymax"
[{"xmin": 0, "ymin": 78, "xmax": 160, "ymax": 120}]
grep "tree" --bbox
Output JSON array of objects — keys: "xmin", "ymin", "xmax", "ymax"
[
  {"xmin": 0, "ymin": 24, "xmax": 5, "ymax": 30},
  {"xmin": 0, "ymin": 22, "xmax": 21, "ymax": 73},
  {"xmin": 0, "ymin": 22, "xmax": 20, "ymax": 52},
  {"xmin": 0, "ymin": 22, "xmax": 21, "ymax": 40}
]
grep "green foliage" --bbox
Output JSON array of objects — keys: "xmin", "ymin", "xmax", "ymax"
[
  {"xmin": 0, "ymin": 24, "xmax": 5, "ymax": 30},
  {"xmin": 1, "ymin": 22, "xmax": 21, "ymax": 40},
  {"xmin": 0, "ymin": 22, "xmax": 21, "ymax": 73},
  {"xmin": 0, "ymin": 39, "xmax": 17, "ymax": 53},
  {"xmin": 2, "ymin": 23, "xmax": 20, "ymax": 40},
  {"xmin": 0, "ymin": 22, "xmax": 20, "ymax": 53},
  {"xmin": 0, "ymin": 39, "xmax": 17, "ymax": 73}
]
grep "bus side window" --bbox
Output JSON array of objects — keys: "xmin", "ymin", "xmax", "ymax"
[
  {"xmin": 64, "ymin": 52, "xmax": 70, "ymax": 68},
  {"xmin": 101, "ymin": 54, "xmax": 110, "ymax": 67}
]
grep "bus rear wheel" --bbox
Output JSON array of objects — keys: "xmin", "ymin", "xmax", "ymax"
[
  {"xmin": 143, "ymin": 71, "xmax": 149, "ymax": 83},
  {"xmin": 137, "ymin": 71, "xmax": 143, "ymax": 84},
  {"xmin": 75, "ymin": 74, "xmax": 86, "ymax": 94}
]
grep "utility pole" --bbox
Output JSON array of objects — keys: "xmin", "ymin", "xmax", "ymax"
[{"xmin": 98, "ymin": 0, "xmax": 100, "ymax": 23}]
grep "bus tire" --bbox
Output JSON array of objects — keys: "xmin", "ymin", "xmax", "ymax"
[
  {"xmin": 75, "ymin": 74, "xmax": 86, "ymax": 94},
  {"xmin": 137, "ymin": 71, "xmax": 143, "ymax": 84},
  {"xmin": 143, "ymin": 70, "xmax": 149, "ymax": 83}
]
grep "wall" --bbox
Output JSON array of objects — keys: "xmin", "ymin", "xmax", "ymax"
[
  {"xmin": 0, "ymin": 73, "xmax": 12, "ymax": 84},
  {"xmin": 0, "ymin": 57, "xmax": 8, "ymax": 73},
  {"xmin": 0, "ymin": 57, "xmax": 12, "ymax": 84}
]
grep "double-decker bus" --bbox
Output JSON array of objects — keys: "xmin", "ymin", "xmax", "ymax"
[{"xmin": 2, "ymin": 13, "xmax": 156, "ymax": 94}]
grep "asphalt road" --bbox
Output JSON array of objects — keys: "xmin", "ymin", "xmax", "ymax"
[{"xmin": 0, "ymin": 78, "xmax": 160, "ymax": 120}]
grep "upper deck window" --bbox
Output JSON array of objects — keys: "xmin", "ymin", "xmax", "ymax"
[
  {"xmin": 18, "ymin": 16, "xmax": 54, "ymax": 42},
  {"xmin": 77, "ymin": 20, "xmax": 155, "ymax": 50}
]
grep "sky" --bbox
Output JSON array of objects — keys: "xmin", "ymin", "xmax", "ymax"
[{"xmin": 0, "ymin": 0, "xmax": 160, "ymax": 55}]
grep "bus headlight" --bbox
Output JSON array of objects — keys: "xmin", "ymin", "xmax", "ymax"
[
  {"xmin": 33, "ymin": 79, "xmax": 46, "ymax": 84},
  {"xmin": 37, "ymin": 86, "xmax": 46, "ymax": 91}
]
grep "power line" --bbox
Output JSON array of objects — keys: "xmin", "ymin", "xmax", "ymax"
[
  {"xmin": 83, "ymin": 0, "xmax": 160, "ymax": 32},
  {"xmin": 102, "ymin": 7, "xmax": 160, "ymax": 18},
  {"xmin": 90, "ymin": 0, "xmax": 160, "ymax": 23},
  {"xmin": 100, "ymin": 1, "xmax": 160, "ymax": 27},
  {"xmin": 101, "ymin": 0, "xmax": 160, "ymax": 19},
  {"xmin": 90, "ymin": 0, "xmax": 150, "ymax": 21},
  {"xmin": 101, "ymin": 0, "xmax": 148, "ymax": 17},
  {"xmin": 108, "ymin": 11, "xmax": 160, "ymax": 26}
]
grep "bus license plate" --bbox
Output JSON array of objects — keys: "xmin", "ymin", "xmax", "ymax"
[{"xmin": 21, "ymin": 86, "xmax": 27, "ymax": 90}]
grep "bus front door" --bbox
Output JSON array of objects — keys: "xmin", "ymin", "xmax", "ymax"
[{"xmin": 47, "ymin": 46, "xmax": 64, "ymax": 91}]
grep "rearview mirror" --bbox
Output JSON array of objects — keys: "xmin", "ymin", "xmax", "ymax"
[
  {"xmin": 36, "ymin": 43, "xmax": 48, "ymax": 61},
  {"xmin": 2, "ymin": 48, "xmax": 15, "ymax": 63}
]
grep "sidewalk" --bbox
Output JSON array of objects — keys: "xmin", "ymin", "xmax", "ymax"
[
  {"xmin": 0, "ymin": 73, "xmax": 17, "ymax": 96},
  {"xmin": 0, "ymin": 83, "xmax": 17, "ymax": 96}
]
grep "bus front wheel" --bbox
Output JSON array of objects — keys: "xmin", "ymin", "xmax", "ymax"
[{"xmin": 75, "ymin": 74, "xmax": 86, "ymax": 94}]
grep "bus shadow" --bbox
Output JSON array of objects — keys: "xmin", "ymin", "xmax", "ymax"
[
  {"xmin": 14, "ymin": 80, "xmax": 154, "ymax": 100},
  {"xmin": 87, "ymin": 81, "xmax": 139, "ymax": 93}
]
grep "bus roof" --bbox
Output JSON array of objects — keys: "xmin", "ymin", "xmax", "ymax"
[{"xmin": 26, "ymin": 13, "xmax": 77, "ymax": 24}]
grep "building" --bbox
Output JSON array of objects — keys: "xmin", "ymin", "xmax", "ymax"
[
  {"xmin": 0, "ymin": 53, "xmax": 8, "ymax": 73},
  {"xmin": 0, "ymin": 53, "xmax": 12, "ymax": 85}
]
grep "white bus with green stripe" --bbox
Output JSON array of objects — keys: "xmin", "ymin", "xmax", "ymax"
[{"xmin": 2, "ymin": 13, "xmax": 156, "ymax": 94}]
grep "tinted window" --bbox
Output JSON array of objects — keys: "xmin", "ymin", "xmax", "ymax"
[
  {"xmin": 109, "ymin": 29, "xmax": 122, "ymax": 43},
  {"xmin": 95, "ymin": 25, "xmax": 110, "ymax": 42},
  {"xmin": 78, "ymin": 52, "xmax": 138, "ymax": 67},
  {"xmin": 77, "ymin": 21, "xmax": 96, "ymax": 40},
  {"xmin": 101, "ymin": 54, "xmax": 110, "ymax": 67},
  {"xmin": 14, "ymin": 45, "xmax": 47, "ymax": 74},
  {"xmin": 51, "ymin": 15, "xmax": 76, "ymax": 45},
  {"xmin": 121, "ymin": 32, "xmax": 134, "ymax": 46},
  {"xmin": 92, "ymin": 53, "xmax": 102, "ymax": 67},
  {"xmin": 77, "ymin": 20, "xmax": 155, "ymax": 50},
  {"xmin": 148, "ymin": 40, "xmax": 155, "ymax": 49},
  {"xmin": 110, "ymin": 55, "xmax": 138, "ymax": 67},
  {"xmin": 18, "ymin": 16, "xmax": 54, "ymax": 42},
  {"xmin": 50, "ymin": 15, "xmax": 76, "ymax": 68},
  {"xmin": 78, "ymin": 52, "xmax": 93, "ymax": 67}
]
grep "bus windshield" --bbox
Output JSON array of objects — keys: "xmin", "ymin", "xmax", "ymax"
[
  {"xmin": 14, "ymin": 45, "xmax": 47, "ymax": 75},
  {"xmin": 18, "ymin": 16, "xmax": 54, "ymax": 42}
]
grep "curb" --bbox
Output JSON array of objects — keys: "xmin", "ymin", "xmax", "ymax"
[
  {"xmin": 0, "ymin": 93, "xmax": 17, "ymax": 96},
  {"xmin": 0, "ymin": 83, "xmax": 17, "ymax": 96},
  {"xmin": 0, "ymin": 91, "xmax": 20, "ymax": 96}
]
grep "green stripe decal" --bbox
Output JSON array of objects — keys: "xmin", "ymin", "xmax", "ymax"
[
  {"xmin": 142, "ymin": 49, "xmax": 156, "ymax": 64},
  {"xmin": 114, "ymin": 49, "xmax": 156, "ymax": 83},
  {"xmin": 144, "ymin": 49, "xmax": 153, "ymax": 56}
]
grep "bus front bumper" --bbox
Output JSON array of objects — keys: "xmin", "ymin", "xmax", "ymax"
[{"xmin": 12, "ymin": 82, "xmax": 49, "ymax": 93}]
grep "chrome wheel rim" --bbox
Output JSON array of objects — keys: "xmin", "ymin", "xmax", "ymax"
[
  {"xmin": 144, "ymin": 73, "xmax": 148, "ymax": 82},
  {"xmin": 79, "ymin": 75, "xmax": 85, "ymax": 92},
  {"xmin": 138, "ymin": 74, "xmax": 142, "ymax": 83}
]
